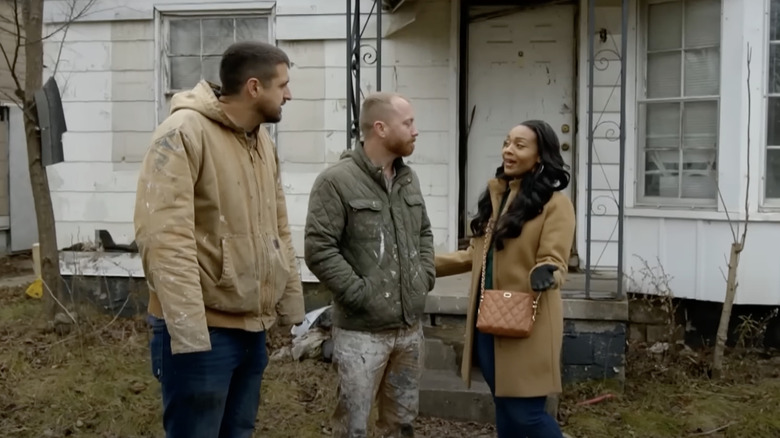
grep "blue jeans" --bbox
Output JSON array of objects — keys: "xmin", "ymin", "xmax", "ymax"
[
  {"xmin": 474, "ymin": 329, "xmax": 563, "ymax": 438},
  {"xmin": 149, "ymin": 316, "xmax": 269, "ymax": 438}
]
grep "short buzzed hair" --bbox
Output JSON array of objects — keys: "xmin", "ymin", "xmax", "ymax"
[
  {"xmin": 359, "ymin": 92, "xmax": 407, "ymax": 137},
  {"xmin": 219, "ymin": 41, "xmax": 290, "ymax": 96}
]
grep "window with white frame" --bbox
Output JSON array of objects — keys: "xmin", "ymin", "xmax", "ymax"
[
  {"xmin": 638, "ymin": 0, "xmax": 721, "ymax": 204},
  {"xmin": 162, "ymin": 14, "xmax": 271, "ymax": 94},
  {"xmin": 766, "ymin": 0, "xmax": 780, "ymax": 200}
]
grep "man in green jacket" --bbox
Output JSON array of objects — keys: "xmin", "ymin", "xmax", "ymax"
[{"xmin": 304, "ymin": 92, "xmax": 436, "ymax": 438}]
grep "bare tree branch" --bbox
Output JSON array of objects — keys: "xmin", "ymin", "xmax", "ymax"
[
  {"xmin": 740, "ymin": 45, "xmax": 752, "ymax": 246},
  {"xmin": 0, "ymin": 87, "xmax": 21, "ymax": 107},
  {"xmin": 39, "ymin": 0, "xmax": 98, "ymax": 44},
  {"xmin": 0, "ymin": 0, "xmax": 23, "ymax": 99},
  {"xmin": 716, "ymin": 187, "xmax": 738, "ymax": 242}
]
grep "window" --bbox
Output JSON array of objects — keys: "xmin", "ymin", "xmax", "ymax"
[
  {"xmin": 638, "ymin": 0, "xmax": 721, "ymax": 204},
  {"xmin": 766, "ymin": 0, "xmax": 780, "ymax": 200},
  {"xmin": 162, "ymin": 15, "xmax": 271, "ymax": 94}
]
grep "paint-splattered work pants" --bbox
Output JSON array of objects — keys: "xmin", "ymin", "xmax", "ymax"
[{"xmin": 331, "ymin": 322, "xmax": 424, "ymax": 438}]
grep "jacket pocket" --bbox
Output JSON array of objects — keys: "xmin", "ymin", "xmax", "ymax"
[
  {"xmin": 347, "ymin": 198, "xmax": 384, "ymax": 241},
  {"xmin": 258, "ymin": 234, "xmax": 291, "ymax": 313},
  {"xmin": 204, "ymin": 235, "xmax": 261, "ymax": 314},
  {"xmin": 404, "ymin": 193, "xmax": 424, "ymax": 237}
]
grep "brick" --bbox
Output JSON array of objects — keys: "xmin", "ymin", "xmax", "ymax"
[
  {"xmin": 628, "ymin": 324, "xmax": 646, "ymax": 343},
  {"xmin": 646, "ymin": 324, "xmax": 673, "ymax": 344},
  {"xmin": 562, "ymin": 333, "xmax": 594, "ymax": 365},
  {"xmin": 629, "ymin": 299, "xmax": 670, "ymax": 325}
]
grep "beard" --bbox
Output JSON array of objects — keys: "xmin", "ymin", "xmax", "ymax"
[
  {"xmin": 256, "ymin": 100, "xmax": 282, "ymax": 124},
  {"xmin": 387, "ymin": 137, "xmax": 415, "ymax": 157}
]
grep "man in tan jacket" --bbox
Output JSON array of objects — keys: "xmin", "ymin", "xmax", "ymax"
[{"xmin": 134, "ymin": 41, "xmax": 305, "ymax": 438}]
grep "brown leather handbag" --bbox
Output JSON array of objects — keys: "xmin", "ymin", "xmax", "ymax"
[{"xmin": 475, "ymin": 218, "xmax": 540, "ymax": 338}]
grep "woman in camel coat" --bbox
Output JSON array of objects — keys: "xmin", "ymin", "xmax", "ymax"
[{"xmin": 435, "ymin": 120, "xmax": 575, "ymax": 437}]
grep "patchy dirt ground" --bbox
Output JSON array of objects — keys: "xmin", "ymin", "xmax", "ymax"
[{"xmin": 1, "ymin": 264, "xmax": 779, "ymax": 438}]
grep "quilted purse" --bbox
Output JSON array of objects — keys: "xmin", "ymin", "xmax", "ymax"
[{"xmin": 475, "ymin": 218, "xmax": 540, "ymax": 338}]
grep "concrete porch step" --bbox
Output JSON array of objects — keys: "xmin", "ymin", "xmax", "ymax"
[{"xmin": 419, "ymin": 368, "xmax": 495, "ymax": 424}]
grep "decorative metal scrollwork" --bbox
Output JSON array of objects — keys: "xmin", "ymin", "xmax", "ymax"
[{"xmin": 346, "ymin": 0, "xmax": 382, "ymax": 149}]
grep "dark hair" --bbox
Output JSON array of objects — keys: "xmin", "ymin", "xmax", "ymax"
[
  {"xmin": 469, "ymin": 119, "xmax": 570, "ymax": 251},
  {"xmin": 219, "ymin": 41, "xmax": 290, "ymax": 96}
]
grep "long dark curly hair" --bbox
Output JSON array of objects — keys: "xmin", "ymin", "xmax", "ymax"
[{"xmin": 469, "ymin": 120, "xmax": 570, "ymax": 251}]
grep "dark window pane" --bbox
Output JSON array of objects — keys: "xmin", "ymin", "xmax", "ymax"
[
  {"xmin": 648, "ymin": 1, "xmax": 682, "ymax": 51},
  {"xmin": 202, "ymin": 56, "xmax": 221, "ymax": 84},
  {"xmin": 170, "ymin": 19, "xmax": 200, "ymax": 56},
  {"xmin": 684, "ymin": 48, "xmax": 719, "ymax": 96},
  {"xmin": 170, "ymin": 56, "xmax": 201, "ymax": 90},
  {"xmin": 646, "ymin": 102, "xmax": 681, "ymax": 148},
  {"xmin": 767, "ymin": 149, "xmax": 780, "ymax": 198},
  {"xmin": 202, "ymin": 18, "xmax": 234, "ymax": 55},
  {"xmin": 681, "ymin": 150, "xmax": 717, "ymax": 199},
  {"xmin": 685, "ymin": 0, "xmax": 720, "ymax": 48},
  {"xmin": 683, "ymin": 101, "xmax": 718, "ymax": 149},
  {"xmin": 645, "ymin": 150, "xmax": 680, "ymax": 197},
  {"xmin": 767, "ymin": 97, "xmax": 780, "ymax": 146},
  {"xmin": 236, "ymin": 18, "xmax": 269, "ymax": 42},
  {"xmin": 769, "ymin": 44, "xmax": 780, "ymax": 94},
  {"xmin": 647, "ymin": 52, "xmax": 681, "ymax": 98},
  {"xmin": 771, "ymin": 0, "xmax": 780, "ymax": 41}
]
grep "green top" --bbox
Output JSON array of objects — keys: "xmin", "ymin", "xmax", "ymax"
[{"xmin": 484, "ymin": 189, "xmax": 511, "ymax": 291}]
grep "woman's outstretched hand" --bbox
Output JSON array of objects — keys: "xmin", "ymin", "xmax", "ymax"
[{"xmin": 530, "ymin": 264, "xmax": 558, "ymax": 292}]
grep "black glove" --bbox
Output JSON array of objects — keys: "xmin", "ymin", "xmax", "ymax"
[{"xmin": 530, "ymin": 264, "xmax": 558, "ymax": 292}]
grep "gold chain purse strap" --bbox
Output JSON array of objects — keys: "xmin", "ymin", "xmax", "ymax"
[
  {"xmin": 478, "ymin": 217, "xmax": 495, "ymax": 310},
  {"xmin": 476, "ymin": 217, "xmax": 540, "ymax": 321}
]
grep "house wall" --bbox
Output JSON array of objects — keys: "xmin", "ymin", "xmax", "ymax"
[
  {"xmin": 586, "ymin": 0, "xmax": 780, "ymax": 305},
  {"xmin": 44, "ymin": 0, "xmax": 780, "ymax": 305},
  {"xmin": 43, "ymin": 0, "xmax": 458, "ymax": 281}
]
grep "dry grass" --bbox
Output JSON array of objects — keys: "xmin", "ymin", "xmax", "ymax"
[
  {"xmin": 560, "ymin": 342, "xmax": 780, "ymax": 437},
  {"xmin": 1, "ymin": 280, "xmax": 779, "ymax": 438},
  {"xmin": 0, "ymin": 285, "xmax": 492, "ymax": 438}
]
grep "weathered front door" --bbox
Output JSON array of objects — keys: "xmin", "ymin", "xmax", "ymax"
[{"xmin": 466, "ymin": 4, "xmax": 576, "ymax": 225}]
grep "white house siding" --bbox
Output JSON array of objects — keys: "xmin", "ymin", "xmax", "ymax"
[
  {"xmin": 617, "ymin": 0, "xmax": 780, "ymax": 306},
  {"xmin": 43, "ymin": 0, "xmax": 458, "ymax": 282},
  {"xmin": 41, "ymin": 20, "xmax": 152, "ymax": 250},
  {"xmin": 42, "ymin": 0, "xmax": 780, "ymax": 305}
]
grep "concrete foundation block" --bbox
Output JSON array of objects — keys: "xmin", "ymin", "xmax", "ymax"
[
  {"xmin": 424, "ymin": 338, "xmax": 458, "ymax": 372},
  {"xmin": 629, "ymin": 299, "xmax": 670, "ymax": 325},
  {"xmin": 419, "ymin": 369, "xmax": 494, "ymax": 424},
  {"xmin": 628, "ymin": 323, "xmax": 647, "ymax": 343},
  {"xmin": 646, "ymin": 324, "xmax": 672, "ymax": 343}
]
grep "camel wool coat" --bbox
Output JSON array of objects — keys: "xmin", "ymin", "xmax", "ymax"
[{"xmin": 435, "ymin": 178, "xmax": 576, "ymax": 398}]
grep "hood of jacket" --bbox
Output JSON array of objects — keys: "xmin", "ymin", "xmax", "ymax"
[{"xmin": 168, "ymin": 80, "xmax": 245, "ymax": 133}]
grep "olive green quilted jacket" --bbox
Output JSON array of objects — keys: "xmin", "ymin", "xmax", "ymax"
[{"xmin": 304, "ymin": 145, "xmax": 436, "ymax": 332}]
